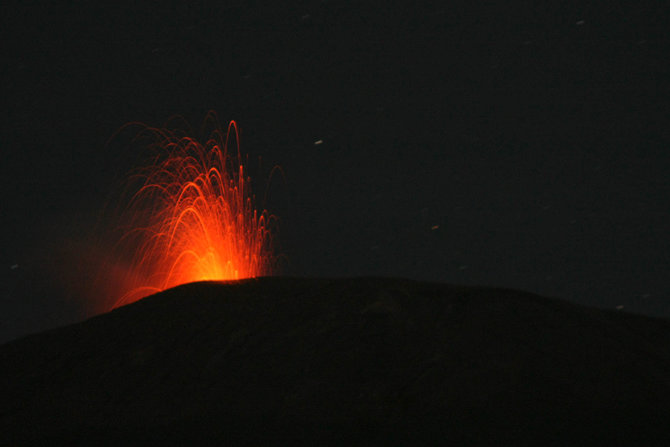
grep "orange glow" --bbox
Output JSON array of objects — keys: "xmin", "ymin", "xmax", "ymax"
[{"xmin": 108, "ymin": 116, "xmax": 274, "ymax": 308}]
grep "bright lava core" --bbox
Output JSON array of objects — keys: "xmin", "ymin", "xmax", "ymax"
[{"xmin": 109, "ymin": 117, "xmax": 274, "ymax": 308}]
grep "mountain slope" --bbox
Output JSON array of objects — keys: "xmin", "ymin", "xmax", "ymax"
[{"xmin": 2, "ymin": 277, "xmax": 669, "ymax": 445}]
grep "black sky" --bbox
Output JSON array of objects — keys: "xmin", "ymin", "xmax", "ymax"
[{"xmin": 1, "ymin": 1, "xmax": 669, "ymax": 342}]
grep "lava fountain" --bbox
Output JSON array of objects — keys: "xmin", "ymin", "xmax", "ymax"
[{"xmin": 106, "ymin": 116, "xmax": 275, "ymax": 308}]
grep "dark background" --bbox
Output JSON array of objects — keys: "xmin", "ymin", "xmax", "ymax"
[{"xmin": 1, "ymin": 1, "xmax": 668, "ymax": 343}]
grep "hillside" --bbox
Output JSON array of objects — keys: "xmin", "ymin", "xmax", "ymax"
[{"xmin": 1, "ymin": 277, "xmax": 669, "ymax": 445}]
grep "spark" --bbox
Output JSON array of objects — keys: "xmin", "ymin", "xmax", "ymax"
[{"xmin": 106, "ymin": 116, "xmax": 275, "ymax": 308}]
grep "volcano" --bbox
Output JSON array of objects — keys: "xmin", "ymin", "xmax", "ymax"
[{"xmin": 2, "ymin": 277, "xmax": 669, "ymax": 445}]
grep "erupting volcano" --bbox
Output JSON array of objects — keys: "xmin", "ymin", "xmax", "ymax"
[{"xmin": 106, "ymin": 116, "xmax": 275, "ymax": 308}]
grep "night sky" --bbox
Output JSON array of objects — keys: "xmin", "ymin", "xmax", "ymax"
[{"xmin": 2, "ymin": 1, "xmax": 669, "ymax": 343}]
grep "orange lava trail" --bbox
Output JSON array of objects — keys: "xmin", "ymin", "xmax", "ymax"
[{"xmin": 110, "ymin": 118, "xmax": 274, "ymax": 308}]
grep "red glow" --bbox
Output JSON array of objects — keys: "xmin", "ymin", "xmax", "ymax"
[{"xmin": 108, "ymin": 117, "xmax": 274, "ymax": 308}]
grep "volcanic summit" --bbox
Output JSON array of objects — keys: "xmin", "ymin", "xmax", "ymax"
[{"xmin": 1, "ymin": 277, "xmax": 669, "ymax": 445}]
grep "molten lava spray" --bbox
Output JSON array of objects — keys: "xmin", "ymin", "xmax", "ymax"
[{"xmin": 107, "ymin": 117, "xmax": 275, "ymax": 308}]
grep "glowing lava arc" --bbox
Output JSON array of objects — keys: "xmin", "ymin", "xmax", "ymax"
[{"xmin": 111, "ymin": 119, "xmax": 275, "ymax": 308}]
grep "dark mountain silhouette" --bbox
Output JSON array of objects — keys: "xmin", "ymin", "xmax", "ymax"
[{"xmin": 2, "ymin": 277, "xmax": 669, "ymax": 445}]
